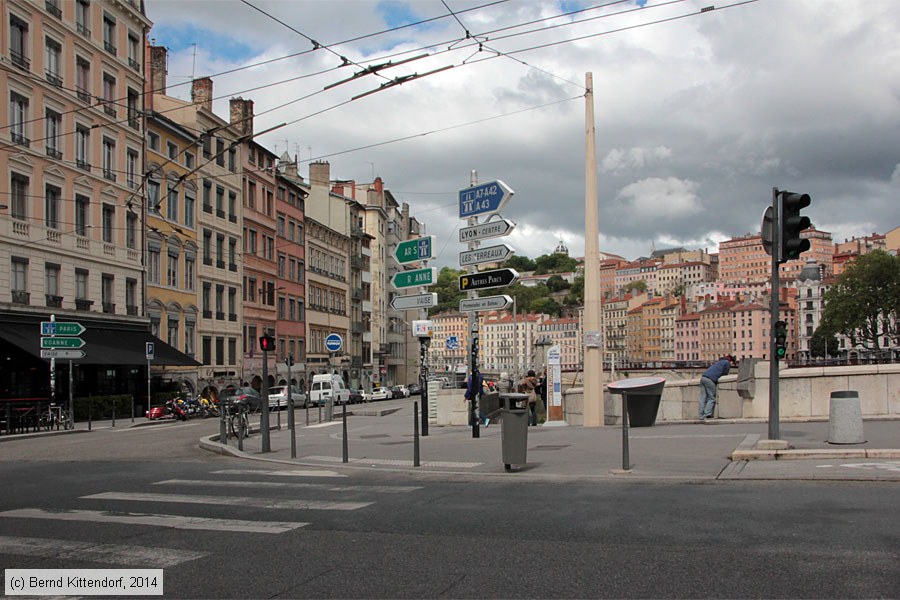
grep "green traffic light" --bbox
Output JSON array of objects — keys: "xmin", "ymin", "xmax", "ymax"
[{"xmin": 776, "ymin": 347, "xmax": 786, "ymax": 358}]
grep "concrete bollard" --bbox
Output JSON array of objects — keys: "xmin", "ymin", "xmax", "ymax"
[{"xmin": 827, "ymin": 390, "xmax": 865, "ymax": 444}]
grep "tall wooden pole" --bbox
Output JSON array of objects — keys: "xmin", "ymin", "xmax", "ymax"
[{"xmin": 583, "ymin": 72, "xmax": 604, "ymax": 426}]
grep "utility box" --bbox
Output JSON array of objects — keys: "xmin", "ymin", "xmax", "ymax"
[{"xmin": 736, "ymin": 358, "xmax": 757, "ymax": 399}]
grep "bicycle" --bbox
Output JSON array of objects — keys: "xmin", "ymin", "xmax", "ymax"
[
  {"xmin": 40, "ymin": 404, "xmax": 72, "ymax": 431},
  {"xmin": 227, "ymin": 400, "xmax": 251, "ymax": 440}
]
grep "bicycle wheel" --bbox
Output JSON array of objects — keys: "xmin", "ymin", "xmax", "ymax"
[
  {"xmin": 60, "ymin": 411, "xmax": 72, "ymax": 430},
  {"xmin": 229, "ymin": 414, "xmax": 240, "ymax": 439},
  {"xmin": 239, "ymin": 413, "xmax": 250, "ymax": 439},
  {"xmin": 39, "ymin": 412, "xmax": 54, "ymax": 430}
]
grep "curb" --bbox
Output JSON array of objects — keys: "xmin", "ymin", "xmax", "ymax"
[{"xmin": 730, "ymin": 448, "xmax": 900, "ymax": 461}]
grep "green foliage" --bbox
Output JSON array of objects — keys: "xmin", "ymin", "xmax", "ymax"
[
  {"xmin": 565, "ymin": 274, "xmax": 585, "ymax": 306},
  {"xmin": 546, "ymin": 274, "xmax": 570, "ymax": 292},
  {"xmin": 428, "ymin": 266, "xmax": 466, "ymax": 316},
  {"xmin": 809, "ymin": 326, "xmax": 840, "ymax": 358},
  {"xmin": 503, "ymin": 255, "xmax": 536, "ymax": 272},
  {"xmin": 534, "ymin": 253, "xmax": 578, "ymax": 275},
  {"xmin": 530, "ymin": 297, "xmax": 562, "ymax": 316},
  {"xmin": 73, "ymin": 394, "xmax": 134, "ymax": 421},
  {"xmin": 624, "ymin": 279, "xmax": 648, "ymax": 294},
  {"xmin": 820, "ymin": 250, "xmax": 900, "ymax": 351}
]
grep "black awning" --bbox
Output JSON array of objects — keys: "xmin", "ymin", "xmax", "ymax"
[{"xmin": 0, "ymin": 318, "xmax": 199, "ymax": 367}]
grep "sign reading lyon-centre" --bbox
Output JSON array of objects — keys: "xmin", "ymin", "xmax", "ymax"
[
  {"xmin": 458, "ymin": 268, "xmax": 519, "ymax": 292},
  {"xmin": 458, "ymin": 180, "xmax": 514, "ymax": 219},
  {"xmin": 392, "ymin": 267, "xmax": 437, "ymax": 289},
  {"xmin": 458, "ymin": 218, "xmax": 516, "ymax": 243}
]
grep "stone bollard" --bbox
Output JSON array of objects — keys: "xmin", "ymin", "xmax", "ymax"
[{"xmin": 827, "ymin": 390, "xmax": 865, "ymax": 444}]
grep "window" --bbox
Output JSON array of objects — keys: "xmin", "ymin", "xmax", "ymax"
[
  {"xmin": 126, "ymin": 212, "xmax": 136, "ymax": 249},
  {"xmin": 278, "ymin": 296, "xmax": 285, "ymax": 319},
  {"xmin": 277, "ymin": 217, "xmax": 285, "ymax": 237},
  {"xmin": 45, "ymin": 109, "xmax": 61, "ymax": 158},
  {"xmin": 228, "ymin": 287, "xmax": 236, "ymax": 319},
  {"xmin": 228, "ymin": 148, "xmax": 236, "ymax": 172},
  {"xmin": 184, "ymin": 191, "xmax": 195, "ymax": 229},
  {"xmin": 228, "ymin": 238, "xmax": 236, "ymax": 268},
  {"xmin": 76, "ymin": 269, "xmax": 88, "ymax": 299},
  {"xmin": 76, "ymin": 0, "xmax": 90, "ymax": 36},
  {"xmin": 147, "ymin": 247, "xmax": 160, "ymax": 284},
  {"xmin": 11, "ymin": 257, "xmax": 28, "ymax": 292},
  {"xmin": 202, "ymin": 337, "xmax": 211, "ymax": 365},
  {"xmin": 167, "ymin": 254, "xmax": 178, "ymax": 287},
  {"xmin": 228, "ymin": 338, "xmax": 236, "ymax": 366},
  {"xmin": 228, "ymin": 191, "xmax": 236, "ymax": 220},
  {"xmin": 184, "ymin": 257, "xmax": 195, "ymax": 291},
  {"xmin": 10, "ymin": 174, "xmax": 28, "ymax": 221},
  {"xmin": 215, "ymin": 285, "xmax": 224, "ymax": 318},
  {"xmin": 167, "ymin": 185, "xmax": 178, "ymax": 221},
  {"xmin": 103, "ymin": 14, "xmax": 116, "ymax": 54},
  {"xmin": 203, "ymin": 230, "xmax": 212, "ymax": 263},
  {"xmin": 216, "ymin": 234, "xmax": 224, "ymax": 267},
  {"xmin": 185, "ymin": 151, "xmax": 194, "ymax": 169},
  {"xmin": 202, "ymin": 283, "xmax": 211, "ymax": 315},
  {"xmin": 45, "ymin": 263, "xmax": 60, "ymax": 297},
  {"xmin": 166, "ymin": 319, "xmax": 179, "ymax": 349},
  {"xmin": 147, "ymin": 131, "xmax": 159, "ymax": 151},
  {"xmin": 102, "ymin": 137, "xmax": 115, "ymax": 180},
  {"xmin": 102, "ymin": 74, "xmax": 116, "ymax": 115},
  {"xmin": 102, "ymin": 204, "xmax": 114, "ymax": 243},
  {"xmin": 167, "ymin": 141, "xmax": 178, "ymax": 160},
  {"xmin": 202, "ymin": 135, "xmax": 211, "ymax": 159},
  {"xmin": 247, "ymin": 180, "xmax": 256, "ymax": 209},
  {"xmin": 147, "ymin": 180, "xmax": 160, "ymax": 213},
  {"xmin": 75, "ymin": 125, "xmax": 90, "ymax": 169},
  {"xmin": 9, "ymin": 93, "xmax": 28, "ymax": 145},
  {"xmin": 202, "ymin": 180, "xmax": 212, "ymax": 212},
  {"xmin": 126, "ymin": 278, "xmax": 136, "ymax": 312},
  {"xmin": 215, "ymin": 186, "xmax": 224, "ymax": 215},
  {"xmin": 45, "ymin": 38, "xmax": 61, "ymax": 85},
  {"xmin": 126, "ymin": 149, "xmax": 138, "ymax": 188},
  {"xmin": 216, "ymin": 337, "xmax": 224, "ymax": 366},
  {"xmin": 101, "ymin": 274, "xmax": 114, "ymax": 310},
  {"xmin": 127, "ymin": 89, "xmax": 139, "ymax": 128},
  {"xmin": 128, "ymin": 32, "xmax": 140, "ymax": 70},
  {"xmin": 45, "ymin": 185, "xmax": 60, "ymax": 229},
  {"xmin": 46, "ymin": 0, "xmax": 62, "ymax": 18},
  {"xmin": 216, "ymin": 139, "xmax": 224, "ymax": 166},
  {"xmin": 10, "ymin": 15, "xmax": 28, "ymax": 69},
  {"xmin": 76, "ymin": 57, "xmax": 90, "ymax": 102},
  {"xmin": 185, "ymin": 322, "xmax": 195, "ymax": 356}
]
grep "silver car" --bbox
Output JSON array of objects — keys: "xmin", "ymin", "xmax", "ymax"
[{"xmin": 267, "ymin": 385, "xmax": 307, "ymax": 409}]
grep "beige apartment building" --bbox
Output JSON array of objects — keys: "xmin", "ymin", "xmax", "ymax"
[
  {"xmin": 698, "ymin": 300, "xmax": 737, "ymax": 362},
  {"xmin": 675, "ymin": 312, "xmax": 701, "ymax": 363},
  {"xmin": 537, "ymin": 316, "xmax": 581, "ymax": 371},
  {"xmin": 429, "ymin": 310, "xmax": 469, "ymax": 375},
  {"xmin": 657, "ymin": 260, "xmax": 716, "ymax": 295},
  {"xmin": 719, "ymin": 229, "xmax": 833, "ymax": 285},
  {"xmin": 615, "ymin": 259, "xmax": 659, "ymax": 293}
]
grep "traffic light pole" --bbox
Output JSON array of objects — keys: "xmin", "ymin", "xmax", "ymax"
[
  {"xmin": 419, "ymin": 337, "xmax": 429, "ymax": 437},
  {"xmin": 261, "ymin": 347, "xmax": 271, "ymax": 453},
  {"xmin": 768, "ymin": 187, "xmax": 781, "ymax": 441}
]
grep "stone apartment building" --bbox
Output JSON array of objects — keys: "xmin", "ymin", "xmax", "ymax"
[
  {"xmin": 675, "ymin": 312, "xmax": 701, "ymax": 363},
  {"xmin": 537, "ymin": 316, "xmax": 581, "ymax": 371},
  {"xmin": 428, "ymin": 310, "xmax": 469, "ymax": 375}
]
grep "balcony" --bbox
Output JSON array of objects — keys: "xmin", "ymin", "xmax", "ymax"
[
  {"xmin": 45, "ymin": 72, "xmax": 62, "ymax": 87},
  {"xmin": 103, "ymin": 169, "xmax": 116, "ymax": 182},
  {"xmin": 128, "ymin": 117, "xmax": 140, "ymax": 131},
  {"xmin": 103, "ymin": 104, "xmax": 116, "ymax": 117},
  {"xmin": 351, "ymin": 225, "xmax": 365, "ymax": 238},
  {"xmin": 351, "ymin": 288, "xmax": 364, "ymax": 301},
  {"xmin": 102, "ymin": 302, "xmax": 116, "ymax": 314},
  {"xmin": 228, "ymin": 313, "xmax": 237, "ymax": 322},
  {"xmin": 46, "ymin": 146, "xmax": 62, "ymax": 160},
  {"xmin": 76, "ymin": 159, "xmax": 91, "ymax": 172},
  {"xmin": 46, "ymin": 1, "xmax": 62, "ymax": 18},
  {"xmin": 228, "ymin": 263, "xmax": 237, "ymax": 272},
  {"xmin": 216, "ymin": 259, "xmax": 225, "ymax": 269},
  {"xmin": 128, "ymin": 57, "xmax": 140, "ymax": 71},
  {"xmin": 77, "ymin": 23, "xmax": 90, "ymax": 37},
  {"xmin": 216, "ymin": 209, "xmax": 225, "ymax": 219},
  {"xmin": 203, "ymin": 257, "xmax": 213, "ymax": 266},
  {"xmin": 126, "ymin": 305, "xmax": 138, "ymax": 316},
  {"xmin": 215, "ymin": 311, "xmax": 225, "ymax": 321},
  {"xmin": 351, "ymin": 321, "xmax": 365, "ymax": 334},
  {"xmin": 202, "ymin": 310, "xmax": 212, "ymax": 319},
  {"xmin": 45, "ymin": 295, "xmax": 63, "ymax": 308},
  {"xmin": 76, "ymin": 88, "xmax": 91, "ymax": 103},
  {"xmin": 350, "ymin": 256, "xmax": 364, "ymax": 270},
  {"xmin": 75, "ymin": 298, "xmax": 93, "ymax": 311},
  {"xmin": 10, "ymin": 51, "xmax": 29, "ymax": 70},
  {"xmin": 104, "ymin": 41, "xmax": 117, "ymax": 55},
  {"xmin": 202, "ymin": 204, "xmax": 212, "ymax": 214},
  {"xmin": 228, "ymin": 214, "xmax": 237, "ymax": 223},
  {"xmin": 10, "ymin": 290, "xmax": 29, "ymax": 305}
]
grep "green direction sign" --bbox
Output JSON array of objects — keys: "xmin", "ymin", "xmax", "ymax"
[
  {"xmin": 394, "ymin": 236, "xmax": 435, "ymax": 264},
  {"xmin": 392, "ymin": 267, "xmax": 437, "ymax": 289},
  {"xmin": 40, "ymin": 337, "xmax": 86, "ymax": 349},
  {"xmin": 40, "ymin": 321, "xmax": 85, "ymax": 336}
]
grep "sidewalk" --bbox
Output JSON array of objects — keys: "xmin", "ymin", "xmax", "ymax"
[{"xmin": 199, "ymin": 401, "xmax": 900, "ymax": 482}]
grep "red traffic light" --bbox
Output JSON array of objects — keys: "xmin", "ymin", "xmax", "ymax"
[{"xmin": 259, "ymin": 334, "xmax": 276, "ymax": 353}]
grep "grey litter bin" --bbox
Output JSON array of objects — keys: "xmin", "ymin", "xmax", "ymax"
[
  {"xmin": 499, "ymin": 393, "xmax": 529, "ymax": 471},
  {"xmin": 828, "ymin": 390, "xmax": 865, "ymax": 444},
  {"xmin": 607, "ymin": 376, "xmax": 666, "ymax": 427}
]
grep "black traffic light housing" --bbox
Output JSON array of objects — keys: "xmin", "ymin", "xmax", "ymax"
[
  {"xmin": 778, "ymin": 191, "xmax": 811, "ymax": 263},
  {"xmin": 774, "ymin": 320, "xmax": 788, "ymax": 361},
  {"xmin": 259, "ymin": 334, "xmax": 276, "ymax": 353}
]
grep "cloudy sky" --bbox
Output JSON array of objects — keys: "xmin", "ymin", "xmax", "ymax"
[{"xmin": 145, "ymin": 0, "xmax": 900, "ymax": 268}]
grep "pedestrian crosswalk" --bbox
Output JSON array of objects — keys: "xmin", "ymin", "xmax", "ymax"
[{"xmin": 0, "ymin": 467, "xmax": 421, "ymax": 570}]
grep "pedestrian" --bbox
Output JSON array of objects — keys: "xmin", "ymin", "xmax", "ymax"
[
  {"xmin": 698, "ymin": 355, "xmax": 735, "ymax": 420},
  {"xmin": 465, "ymin": 371, "xmax": 490, "ymax": 427},
  {"xmin": 518, "ymin": 369, "xmax": 541, "ymax": 426}
]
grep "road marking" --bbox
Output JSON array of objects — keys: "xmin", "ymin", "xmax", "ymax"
[
  {"xmin": 816, "ymin": 461, "xmax": 900, "ymax": 472},
  {"xmin": 0, "ymin": 508, "xmax": 308, "ymax": 534},
  {"xmin": 0, "ymin": 535, "xmax": 205, "ymax": 567},
  {"xmin": 82, "ymin": 492, "xmax": 372, "ymax": 511},
  {"xmin": 631, "ymin": 433, "xmax": 749, "ymax": 440},
  {"xmin": 306, "ymin": 421, "xmax": 342, "ymax": 429},
  {"xmin": 211, "ymin": 468, "xmax": 346, "ymax": 478},
  {"xmin": 302, "ymin": 455, "xmax": 483, "ymax": 468},
  {"xmin": 154, "ymin": 479, "xmax": 421, "ymax": 494}
]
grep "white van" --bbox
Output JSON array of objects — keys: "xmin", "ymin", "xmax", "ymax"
[{"xmin": 309, "ymin": 374, "xmax": 351, "ymax": 406}]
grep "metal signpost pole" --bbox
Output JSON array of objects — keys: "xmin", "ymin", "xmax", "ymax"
[
  {"xmin": 261, "ymin": 346, "xmax": 271, "ymax": 453},
  {"xmin": 50, "ymin": 314, "xmax": 56, "ymax": 413},
  {"xmin": 768, "ymin": 187, "xmax": 781, "ymax": 442},
  {"xmin": 287, "ymin": 355, "xmax": 296, "ymax": 459},
  {"xmin": 68, "ymin": 360, "xmax": 73, "ymax": 429},
  {"xmin": 420, "ymin": 337, "xmax": 429, "ymax": 436},
  {"xmin": 466, "ymin": 171, "xmax": 480, "ymax": 438}
]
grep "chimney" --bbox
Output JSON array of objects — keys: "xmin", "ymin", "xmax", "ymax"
[
  {"xmin": 309, "ymin": 161, "xmax": 330, "ymax": 187},
  {"xmin": 229, "ymin": 97, "xmax": 254, "ymax": 137},
  {"xmin": 191, "ymin": 77, "xmax": 213, "ymax": 112},
  {"xmin": 149, "ymin": 45, "xmax": 167, "ymax": 95}
]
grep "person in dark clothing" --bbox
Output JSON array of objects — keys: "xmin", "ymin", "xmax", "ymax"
[
  {"xmin": 465, "ymin": 371, "xmax": 490, "ymax": 427},
  {"xmin": 698, "ymin": 355, "xmax": 735, "ymax": 420}
]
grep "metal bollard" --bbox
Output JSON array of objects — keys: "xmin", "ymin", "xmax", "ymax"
[
  {"xmin": 413, "ymin": 401, "xmax": 420, "ymax": 467},
  {"xmin": 88, "ymin": 398, "xmax": 92, "ymax": 431},
  {"xmin": 288, "ymin": 396, "xmax": 296, "ymax": 459},
  {"xmin": 111, "ymin": 400, "xmax": 116, "ymax": 428},
  {"xmin": 131, "ymin": 397, "xmax": 135, "ymax": 423},
  {"xmin": 341, "ymin": 403, "xmax": 348, "ymax": 463}
]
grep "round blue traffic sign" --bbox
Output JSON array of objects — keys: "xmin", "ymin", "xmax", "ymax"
[{"xmin": 325, "ymin": 333, "xmax": 343, "ymax": 353}]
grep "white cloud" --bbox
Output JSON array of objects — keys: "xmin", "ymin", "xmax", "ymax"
[
  {"xmin": 601, "ymin": 146, "xmax": 672, "ymax": 174},
  {"xmin": 615, "ymin": 177, "xmax": 700, "ymax": 218}
]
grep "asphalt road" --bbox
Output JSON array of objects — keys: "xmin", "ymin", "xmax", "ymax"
[{"xmin": 1, "ymin": 420, "xmax": 898, "ymax": 598}]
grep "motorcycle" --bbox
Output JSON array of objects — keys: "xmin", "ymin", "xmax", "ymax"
[
  {"xmin": 199, "ymin": 396, "xmax": 219, "ymax": 418},
  {"xmin": 145, "ymin": 398, "xmax": 187, "ymax": 421}
]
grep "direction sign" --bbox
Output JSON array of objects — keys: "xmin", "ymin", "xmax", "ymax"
[
  {"xmin": 40, "ymin": 337, "xmax": 86, "ymax": 349},
  {"xmin": 40, "ymin": 321, "xmax": 85, "ymax": 336},
  {"xmin": 40, "ymin": 349, "xmax": 86, "ymax": 359},
  {"xmin": 459, "ymin": 243, "xmax": 514, "ymax": 267},
  {"xmin": 459, "ymin": 294, "xmax": 513, "ymax": 312},
  {"xmin": 325, "ymin": 333, "xmax": 343, "ymax": 352},
  {"xmin": 459, "ymin": 218, "xmax": 516, "ymax": 243},
  {"xmin": 391, "ymin": 292, "xmax": 438, "ymax": 311},
  {"xmin": 446, "ymin": 336, "xmax": 459, "ymax": 350},
  {"xmin": 458, "ymin": 180, "xmax": 514, "ymax": 219},
  {"xmin": 458, "ymin": 268, "xmax": 519, "ymax": 292},
  {"xmin": 394, "ymin": 236, "xmax": 435, "ymax": 264},
  {"xmin": 392, "ymin": 267, "xmax": 437, "ymax": 289}
]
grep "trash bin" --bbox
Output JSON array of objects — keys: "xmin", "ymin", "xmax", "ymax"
[
  {"xmin": 499, "ymin": 393, "xmax": 529, "ymax": 471},
  {"xmin": 606, "ymin": 377, "xmax": 666, "ymax": 427},
  {"xmin": 828, "ymin": 390, "xmax": 865, "ymax": 444}
]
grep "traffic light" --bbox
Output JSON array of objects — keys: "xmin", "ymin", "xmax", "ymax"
[
  {"xmin": 778, "ymin": 191, "xmax": 811, "ymax": 263},
  {"xmin": 773, "ymin": 320, "xmax": 788, "ymax": 360},
  {"xmin": 259, "ymin": 334, "xmax": 275, "ymax": 353},
  {"xmin": 285, "ymin": 353, "xmax": 294, "ymax": 367}
]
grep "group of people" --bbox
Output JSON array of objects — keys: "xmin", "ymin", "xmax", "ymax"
[{"xmin": 465, "ymin": 369, "xmax": 546, "ymax": 427}]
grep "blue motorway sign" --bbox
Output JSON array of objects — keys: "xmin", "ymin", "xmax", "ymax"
[
  {"xmin": 446, "ymin": 336, "xmax": 459, "ymax": 351},
  {"xmin": 325, "ymin": 333, "xmax": 343, "ymax": 353},
  {"xmin": 458, "ymin": 180, "xmax": 513, "ymax": 219}
]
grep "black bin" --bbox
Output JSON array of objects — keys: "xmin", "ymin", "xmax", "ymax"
[{"xmin": 607, "ymin": 377, "xmax": 666, "ymax": 427}]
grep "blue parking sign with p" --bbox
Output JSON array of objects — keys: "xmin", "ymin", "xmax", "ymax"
[{"xmin": 146, "ymin": 341, "xmax": 155, "ymax": 360}]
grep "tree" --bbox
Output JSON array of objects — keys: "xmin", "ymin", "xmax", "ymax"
[
  {"xmin": 531, "ymin": 297, "xmax": 562, "ymax": 317},
  {"xmin": 624, "ymin": 279, "xmax": 648, "ymax": 294},
  {"xmin": 429, "ymin": 266, "xmax": 466, "ymax": 316},
  {"xmin": 809, "ymin": 326, "xmax": 840, "ymax": 359},
  {"xmin": 503, "ymin": 255, "xmax": 536, "ymax": 272},
  {"xmin": 534, "ymin": 253, "xmax": 578, "ymax": 275},
  {"xmin": 565, "ymin": 275, "xmax": 584, "ymax": 306},
  {"xmin": 546, "ymin": 274, "xmax": 570, "ymax": 292},
  {"xmin": 820, "ymin": 250, "xmax": 900, "ymax": 353}
]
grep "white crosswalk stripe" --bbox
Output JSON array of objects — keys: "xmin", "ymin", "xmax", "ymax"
[
  {"xmin": 83, "ymin": 491, "xmax": 373, "ymax": 511},
  {"xmin": 0, "ymin": 535, "xmax": 205, "ymax": 567},
  {"xmin": 303, "ymin": 455, "xmax": 483, "ymax": 468},
  {"xmin": 0, "ymin": 508, "xmax": 308, "ymax": 534},
  {"xmin": 211, "ymin": 468, "xmax": 347, "ymax": 477},
  {"xmin": 154, "ymin": 479, "xmax": 421, "ymax": 494}
]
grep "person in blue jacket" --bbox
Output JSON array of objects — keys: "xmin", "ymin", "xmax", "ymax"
[
  {"xmin": 698, "ymin": 355, "xmax": 735, "ymax": 420},
  {"xmin": 465, "ymin": 371, "xmax": 490, "ymax": 427}
]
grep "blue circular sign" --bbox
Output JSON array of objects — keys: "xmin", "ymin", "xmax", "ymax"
[{"xmin": 325, "ymin": 333, "xmax": 343, "ymax": 353}]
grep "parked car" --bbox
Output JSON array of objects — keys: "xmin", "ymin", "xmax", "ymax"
[
  {"xmin": 309, "ymin": 374, "xmax": 352, "ymax": 406},
  {"xmin": 407, "ymin": 383, "xmax": 421, "ymax": 396},
  {"xmin": 220, "ymin": 387, "xmax": 261, "ymax": 412},
  {"xmin": 348, "ymin": 388, "xmax": 370, "ymax": 404},
  {"xmin": 268, "ymin": 385, "xmax": 307, "ymax": 409},
  {"xmin": 371, "ymin": 386, "xmax": 392, "ymax": 401},
  {"xmin": 391, "ymin": 385, "xmax": 410, "ymax": 398}
]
